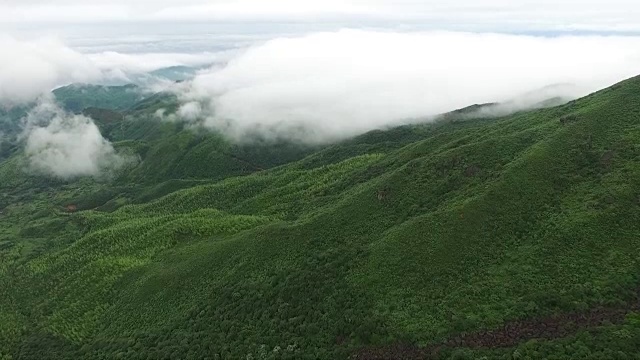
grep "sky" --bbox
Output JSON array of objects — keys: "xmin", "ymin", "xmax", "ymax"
[
  {"xmin": 2, "ymin": 0, "xmax": 640, "ymax": 34},
  {"xmin": 3, "ymin": 0, "xmax": 640, "ymax": 53},
  {"xmin": 3, "ymin": 0, "xmax": 640, "ymax": 177},
  {"xmin": 3, "ymin": 0, "xmax": 640, "ymax": 56}
]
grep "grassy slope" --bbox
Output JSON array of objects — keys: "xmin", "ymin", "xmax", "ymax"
[{"xmin": 2, "ymin": 77, "xmax": 640, "ymax": 359}]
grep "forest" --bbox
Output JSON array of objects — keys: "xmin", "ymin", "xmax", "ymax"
[{"xmin": 1, "ymin": 77, "xmax": 640, "ymax": 359}]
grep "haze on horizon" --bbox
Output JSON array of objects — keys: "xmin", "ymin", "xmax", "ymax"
[{"xmin": 2, "ymin": 0, "xmax": 640, "ymax": 33}]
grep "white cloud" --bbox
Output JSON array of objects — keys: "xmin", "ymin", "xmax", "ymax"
[
  {"xmin": 0, "ymin": 34, "xmax": 219, "ymax": 180},
  {"xmin": 177, "ymin": 102, "xmax": 202, "ymax": 121},
  {"xmin": 174, "ymin": 30, "xmax": 640, "ymax": 142},
  {"xmin": 4, "ymin": 29, "xmax": 640, "ymax": 147},
  {"xmin": 87, "ymin": 51, "xmax": 222, "ymax": 74},
  {"xmin": 86, "ymin": 51, "xmax": 224, "ymax": 85},
  {"xmin": 22, "ymin": 98, "xmax": 130, "ymax": 179},
  {"xmin": 0, "ymin": 35, "xmax": 101, "ymax": 106},
  {"xmin": 0, "ymin": 34, "xmax": 222, "ymax": 106}
]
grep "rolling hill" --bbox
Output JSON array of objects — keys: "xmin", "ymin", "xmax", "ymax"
[{"xmin": 1, "ymin": 76, "xmax": 640, "ymax": 359}]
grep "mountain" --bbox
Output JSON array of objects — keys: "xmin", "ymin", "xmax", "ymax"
[
  {"xmin": 53, "ymin": 84, "xmax": 148, "ymax": 113},
  {"xmin": 2, "ymin": 76, "xmax": 640, "ymax": 359},
  {"xmin": 0, "ymin": 106, "xmax": 27, "ymax": 160}
]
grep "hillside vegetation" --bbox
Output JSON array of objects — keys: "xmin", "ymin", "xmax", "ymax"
[
  {"xmin": 2, "ymin": 76, "xmax": 640, "ymax": 359},
  {"xmin": 53, "ymin": 84, "xmax": 147, "ymax": 113}
]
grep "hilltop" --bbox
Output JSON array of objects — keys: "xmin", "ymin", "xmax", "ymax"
[{"xmin": 1, "ymin": 76, "xmax": 640, "ymax": 359}]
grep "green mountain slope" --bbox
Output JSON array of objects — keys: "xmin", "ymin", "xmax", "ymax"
[
  {"xmin": 53, "ymin": 84, "xmax": 147, "ymax": 113},
  {"xmin": 2, "ymin": 76, "xmax": 640, "ymax": 359}
]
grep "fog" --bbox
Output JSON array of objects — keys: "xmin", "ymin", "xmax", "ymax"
[
  {"xmin": 4, "ymin": 29, "xmax": 640, "ymax": 155},
  {"xmin": 86, "ymin": 51, "xmax": 225, "ymax": 83},
  {"xmin": 0, "ymin": 35, "xmax": 101, "ymax": 106},
  {"xmin": 172, "ymin": 30, "xmax": 640, "ymax": 142},
  {"xmin": 0, "ymin": 34, "xmax": 220, "ymax": 106},
  {"xmin": 22, "ymin": 98, "xmax": 130, "ymax": 179}
]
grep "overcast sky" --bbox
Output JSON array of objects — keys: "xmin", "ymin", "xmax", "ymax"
[{"xmin": 2, "ymin": 0, "xmax": 640, "ymax": 34}]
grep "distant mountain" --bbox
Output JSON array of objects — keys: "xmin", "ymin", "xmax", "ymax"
[
  {"xmin": 53, "ymin": 83, "xmax": 147, "ymax": 113},
  {"xmin": 149, "ymin": 65, "xmax": 201, "ymax": 82},
  {"xmin": 0, "ymin": 106, "xmax": 26, "ymax": 159},
  {"xmin": 51, "ymin": 64, "xmax": 207, "ymax": 113}
]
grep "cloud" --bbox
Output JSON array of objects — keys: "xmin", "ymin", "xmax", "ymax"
[
  {"xmin": 0, "ymin": 35, "xmax": 221, "ymax": 180},
  {"xmin": 177, "ymin": 102, "xmax": 202, "ymax": 121},
  {"xmin": 0, "ymin": 35, "xmax": 101, "ymax": 106},
  {"xmin": 86, "ymin": 51, "xmax": 223, "ymax": 78},
  {"xmin": 2, "ymin": 1, "xmax": 640, "ymax": 32},
  {"xmin": 4, "ymin": 29, "xmax": 640, "ymax": 147},
  {"xmin": 22, "ymin": 98, "xmax": 130, "ymax": 179},
  {"xmin": 0, "ymin": 34, "xmax": 223, "ymax": 106},
  {"xmin": 171, "ymin": 30, "xmax": 640, "ymax": 142}
]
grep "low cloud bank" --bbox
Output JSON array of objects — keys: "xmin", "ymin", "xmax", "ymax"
[
  {"xmin": 173, "ymin": 30, "xmax": 640, "ymax": 142},
  {"xmin": 0, "ymin": 34, "xmax": 223, "ymax": 107},
  {"xmin": 87, "ymin": 51, "xmax": 227, "ymax": 85},
  {"xmin": 0, "ymin": 35, "xmax": 101, "ymax": 106},
  {"xmin": 1, "ymin": 30, "xmax": 639, "ymax": 181},
  {"xmin": 22, "ymin": 98, "xmax": 130, "ymax": 179},
  {"xmin": 4, "ymin": 30, "xmax": 640, "ymax": 148}
]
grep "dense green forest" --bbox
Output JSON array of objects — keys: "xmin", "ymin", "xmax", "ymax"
[
  {"xmin": 2, "ymin": 76, "xmax": 640, "ymax": 359},
  {"xmin": 52, "ymin": 84, "xmax": 147, "ymax": 113}
]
